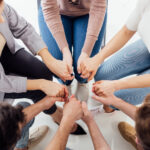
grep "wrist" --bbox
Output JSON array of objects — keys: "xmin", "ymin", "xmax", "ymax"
[
  {"xmin": 84, "ymin": 115, "xmax": 94, "ymax": 125},
  {"xmin": 27, "ymin": 79, "xmax": 42, "ymax": 91},
  {"xmin": 62, "ymin": 46, "xmax": 69, "ymax": 54},
  {"xmin": 95, "ymin": 52, "xmax": 104, "ymax": 65},
  {"xmin": 112, "ymin": 97, "xmax": 123, "ymax": 108}
]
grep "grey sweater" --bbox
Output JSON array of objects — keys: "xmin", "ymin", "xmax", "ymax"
[{"xmin": 0, "ymin": 3, "xmax": 47, "ymax": 101}]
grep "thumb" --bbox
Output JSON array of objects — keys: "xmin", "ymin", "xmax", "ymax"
[
  {"xmin": 88, "ymin": 71, "xmax": 95, "ymax": 82},
  {"xmin": 77, "ymin": 63, "xmax": 81, "ymax": 74},
  {"xmin": 67, "ymin": 64, "xmax": 73, "ymax": 74}
]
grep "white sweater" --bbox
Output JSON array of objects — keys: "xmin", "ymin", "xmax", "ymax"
[{"xmin": 126, "ymin": 0, "xmax": 150, "ymax": 52}]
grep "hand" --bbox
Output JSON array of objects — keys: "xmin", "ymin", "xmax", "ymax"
[
  {"xmin": 77, "ymin": 52, "xmax": 89, "ymax": 77},
  {"xmin": 40, "ymin": 79, "xmax": 68, "ymax": 98},
  {"xmin": 63, "ymin": 95, "xmax": 83, "ymax": 123},
  {"xmin": 62, "ymin": 47, "xmax": 73, "ymax": 75},
  {"xmin": 92, "ymin": 94, "xmax": 119, "ymax": 106},
  {"xmin": 51, "ymin": 58, "xmax": 74, "ymax": 82},
  {"xmin": 93, "ymin": 80, "xmax": 117, "ymax": 96},
  {"xmin": 42, "ymin": 96, "xmax": 65, "ymax": 110},
  {"xmin": 82, "ymin": 102, "xmax": 93, "ymax": 124},
  {"xmin": 78, "ymin": 53, "xmax": 100, "ymax": 81}
]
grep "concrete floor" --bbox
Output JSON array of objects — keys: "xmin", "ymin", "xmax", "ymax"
[{"xmin": 6, "ymin": 0, "xmax": 139, "ymax": 149}]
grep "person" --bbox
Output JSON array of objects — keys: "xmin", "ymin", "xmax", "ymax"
[
  {"xmin": 46, "ymin": 95, "xmax": 110, "ymax": 150},
  {"xmin": 93, "ymin": 93, "xmax": 150, "ymax": 150},
  {"xmin": 38, "ymin": 0, "xmax": 107, "ymax": 101},
  {"xmin": 0, "ymin": 0, "xmax": 86, "ymax": 138},
  {"xmin": 0, "ymin": 95, "xmax": 110, "ymax": 150},
  {"xmin": 0, "ymin": 96, "xmax": 65, "ymax": 150},
  {"xmin": 78, "ymin": 0, "xmax": 150, "ymax": 112}
]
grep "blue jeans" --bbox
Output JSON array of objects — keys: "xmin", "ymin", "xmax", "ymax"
[
  {"xmin": 15, "ymin": 102, "xmax": 34, "ymax": 149},
  {"xmin": 95, "ymin": 39, "xmax": 150, "ymax": 105},
  {"xmin": 38, "ymin": 5, "xmax": 107, "ymax": 85}
]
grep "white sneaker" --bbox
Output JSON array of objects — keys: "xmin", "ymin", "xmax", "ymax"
[
  {"xmin": 75, "ymin": 82, "xmax": 89, "ymax": 102},
  {"xmin": 28, "ymin": 125, "xmax": 49, "ymax": 148}
]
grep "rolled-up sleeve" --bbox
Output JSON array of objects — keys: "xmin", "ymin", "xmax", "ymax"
[
  {"xmin": 126, "ymin": 0, "xmax": 142, "ymax": 31},
  {"xmin": 5, "ymin": 4, "xmax": 47, "ymax": 55},
  {"xmin": 0, "ymin": 64, "xmax": 27, "ymax": 94}
]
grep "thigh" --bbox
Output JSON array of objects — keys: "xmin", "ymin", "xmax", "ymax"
[
  {"xmin": 95, "ymin": 39, "xmax": 150, "ymax": 81},
  {"xmin": 114, "ymin": 68, "xmax": 150, "ymax": 105},
  {"xmin": 1, "ymin": 45, "xmax": 52, "ymax": 80},
  {"xmin": 38, "ymin": 5, "xmax": 73, "ymax": 60}
]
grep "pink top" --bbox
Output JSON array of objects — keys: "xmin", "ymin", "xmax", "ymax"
[{"xmin": 42, "ymin": 0, "xmax": 106, "ymax": 55}]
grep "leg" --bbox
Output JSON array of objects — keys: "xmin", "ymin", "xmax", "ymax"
[
  {"xmin": 38, "ymin": 5, "xmax": 73, "ymax": 85},
  {"xmin": 95, "ymin": 39, "xmax": 150, "ymax": 81},
  {"xmin": 15, "ymin": 102, "xmax": 34, "ymax": 150},
  {"xmin": 73, "ymin": 13, "xmax": 107, "ymax": 83},
  {"xmin": 1, "ymin": 45, "xmax": 56, "ymax": 115}
]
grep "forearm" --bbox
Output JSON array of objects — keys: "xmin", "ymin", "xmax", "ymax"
[
  {"xmin": 86, "ymin": 118, "xmax": 110, "ymax": 150},
  {"xmin": 114, "ymin": 74, "xmax": 150, "ymax": 90},
  {"xmin": 46, "ymin": 117, "xmax": 73, "ymax": 150},
  {"xmin": 23, "ymin": 97, "xmax": 53, "ymax": 123},
  {"xmin": 96, "ymin": 26, "xmax": 135, "ymax": 64},
  {"xmin": 113, "ymin": 97, "xmax": 137, "ymax": 120}
]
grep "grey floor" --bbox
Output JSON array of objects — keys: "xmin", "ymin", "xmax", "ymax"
[{"xmin": 7, "ymin": 0, "xmax": 139, "ymax": 149}]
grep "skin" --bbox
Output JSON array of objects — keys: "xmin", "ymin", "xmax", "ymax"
[
  {"xmin": 46, "ymin": 96, "xmax": 110, "ymax": 150},
  {"xmin": 92, "ymin": 94, "xmax": 145, "ymax": 150}
]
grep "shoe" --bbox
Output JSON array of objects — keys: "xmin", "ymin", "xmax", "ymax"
[
  {"xmin": 55, "ymin": 121, "xmax": 86, "ymax": 135},
  {"xmin": 118, "ymin": 122, "xmax": 138, "ymax": 150},
  {"xmin": 28, "ymin": 125, "xmax": 49, "ymax": 148},
  {"xmin": 75, "ymin": 82, "xmax": 89, "ymax": 102}
]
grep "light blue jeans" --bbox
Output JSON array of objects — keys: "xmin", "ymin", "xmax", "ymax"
[
  {"xmin": 15, "ymin": 102, "xmax": 34, "ymax": 149},
  {"xmin": 38, "ymin": 5, "xmax": 107, "ymax": 85},
  {"xmin": 95, "ymin": 39, "xmax": 150, "ymax": 105}
]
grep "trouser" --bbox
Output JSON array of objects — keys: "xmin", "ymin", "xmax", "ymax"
[
  {"xmin": 15, "ymin": 102, "xmax": 34, "ymax": 149},
  {"xmin": 38, "ymin": 5, "xmax": 107, "ymax": 85},
  {"xmin": 95, "ymin": 39, "xmax": 150, "ymax": 106}
]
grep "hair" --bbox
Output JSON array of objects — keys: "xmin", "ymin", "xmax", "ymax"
[
  {"xmin": 0, "ymin": 0, "xmax": 3, "ymax": 3},
  {"xmin": 0, "ymin": 102, "xmax": 25, "ymax": 150},
  {"xmin": 135, "ymin": 94, "xmax": 150, "ymax": 150}
]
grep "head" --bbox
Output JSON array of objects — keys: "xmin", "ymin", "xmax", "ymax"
[
  {"xmin": 135, "ymin": 94, "xmax": 150, "ymax": 150},
  {"xmin": 0, "ymin": 0, "xmax": 4, "ymax": 15},
  {"xmin": 0, "ymin": 102, "xmax": 25, "ymax": 150}
]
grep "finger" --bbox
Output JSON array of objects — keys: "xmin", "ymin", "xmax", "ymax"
[
  {"xmin": 88, "ymin": 72, "xmax": 95, "ymax": 81},
  {"xmin": 67, "ymin": 64, "xmax": 73, "ymax": 74},
  {"xmin": 81, "ymin": 72, "xmax": 90, "ymax": 79},
  {"xmin": 92, "ymin": 94, "xmax": 105, "ymax": 103},
  {"xmin": 77, "ymin": 63, "xmax": 81, "ymax": 74},
  {"xmin": 64, "ymin": 86, "xmax": 69, "ymax": 98}
]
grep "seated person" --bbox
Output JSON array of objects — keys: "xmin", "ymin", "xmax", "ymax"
[
  {"xmin": 0, "ymin": 95, "xmax": 110, "ymax": 150},
  {"xmin": 93, "ymin": 93, "xmax": 150, "ymax": 150},
  {"xmin": 0, "ymin": 0, "xmax": 85, "ymax": 145}
]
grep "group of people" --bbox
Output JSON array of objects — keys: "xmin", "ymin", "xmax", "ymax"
[{"xmin": 0, "ymin": 0, "xmax": 150, "ymax": 150}]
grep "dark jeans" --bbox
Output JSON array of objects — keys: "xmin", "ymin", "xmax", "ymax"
[{"xmin": 1, "ymin": 44, "xmax": 57, "ymax": 114}]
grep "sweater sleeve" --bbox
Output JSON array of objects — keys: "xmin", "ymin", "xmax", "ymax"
[
  {"xmin": 82, "ymin": 0, "xmax": 106, "ymax": 56},
  {"xmin": 5, "ymin": 4, "xmax": 47, "ymax": 55},
  {"xmin": 0, "ymin": 64, "xmax": 27, "ymax": 94},
  {"xmin": 42, "ymin": 0, "xmax": 68, "ymax": 51}
]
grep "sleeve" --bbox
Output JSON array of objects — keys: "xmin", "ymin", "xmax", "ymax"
[
  {"xmin": 5, "ymin": 4, "xmax": 47, "ymax": 55},
  {"xmin": 126, "ymin": 0, "xmax": 142, "ymax": 31},
  {"xmin": 0, "ymin": 64, "xmax": 27, "ymax": 93},
  {"xmin": 41, "ymin": 0, "xmax": 68, "ymax": 51},
  {"xmin": 82, "ymin": 0, "xmax": 106, "ymax": 56}
]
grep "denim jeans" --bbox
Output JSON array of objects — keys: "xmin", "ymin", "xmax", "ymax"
[
  {"xmin": 15, "ymin": 102, "xmax": 34, "ymax": 149},
  {"xmin": 38, "ymin": 5, "xmax": 107, "ymax": 85},
  {"xmin": 95, "ymin": 39, "xmax": 150, "ymax": 105}
]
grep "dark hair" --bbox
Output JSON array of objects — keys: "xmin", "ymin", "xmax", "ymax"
[
  {"xmin": 0, "ymin": 102, "xmax": 25, "ymax": 150},
  {"xmin": 135, "ymin": 94, "xmax": 150, "ymax": 150}
]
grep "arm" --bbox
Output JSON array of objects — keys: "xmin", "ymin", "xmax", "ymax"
[
  {"xmin": 96, "ymin": 26, "xmax": 135, "ymax": 64},
  {"xmin": 46, "ymin": 96, "xmax": 83, "ymax": 150},
  {"xmin": 41, "ymin": 0, "xmax": 68, "ymax": 52},
  {"xmin": 93, "ymin": 95, "xmax": 137, "ymax": 120},
  {"xmin": 5, "ymin": 4, "xmax": 47, "ymax": 55},
  {"xmin": 45, "ymin": 116, "xmax": 73, "ymax": 150},
  {"xmin": 82, "ymin": 0, "xmax": 106, "ymax": 56},
  {"xmin": 23, "ymin": 96, "xmax": 62, "ymax": 124},
  {"xmin": 82, "ymin": 102, "xmax": 110, "ymax": 150}
]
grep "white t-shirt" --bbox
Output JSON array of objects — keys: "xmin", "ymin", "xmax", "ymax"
[{"xmin": 126, "ymin": 0, "xmax": 150, "ymax": 52}]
